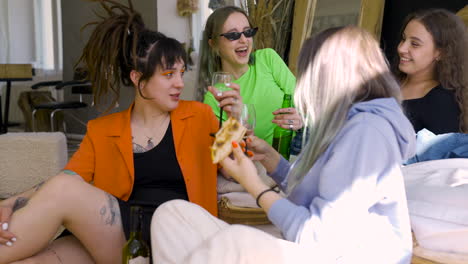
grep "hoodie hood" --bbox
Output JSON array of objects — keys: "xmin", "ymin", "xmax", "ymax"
[{"xmin": 348, "ymin": 98, "xmax": 416, "ymax": 160}]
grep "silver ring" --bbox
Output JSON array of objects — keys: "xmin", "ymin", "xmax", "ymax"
[
  {"xmin": 217, "ymin": 92, "xmax": 222, "ymax": 97},
  {"xmin": 288, "ymin": 124, "xmax": 293, "ymax": 130},
  {"xmin": 288, "ymin": 119, "xmax": 293, "ymax": 124}
]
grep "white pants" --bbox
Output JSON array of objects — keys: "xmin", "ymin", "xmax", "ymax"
[{"xmin": 151, "ymin": 200, "xmax": 334, "ymax": 264}]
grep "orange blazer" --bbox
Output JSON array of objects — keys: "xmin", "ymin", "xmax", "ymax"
[{"xmin": 65, "ymin": 101, "xmax": 219, "ymax": 216}]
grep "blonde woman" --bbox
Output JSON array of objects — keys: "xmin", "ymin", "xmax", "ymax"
[
  {"xmin": 151, "ymin": 26, "xmax": 416, "ymax": 264},
  {"xmin": 198, "ymin": 6, "xmax": 303, "ymax": 146}
]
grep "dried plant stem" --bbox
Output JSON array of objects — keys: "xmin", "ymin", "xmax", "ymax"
[{"xmin": 242, "ymin": 0, "xmax": 295, "ymax": 61}]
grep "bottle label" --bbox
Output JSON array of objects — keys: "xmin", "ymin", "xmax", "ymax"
[{"xmin": 129, "ymin": 256, "xmax": 150, "ymax": 264}]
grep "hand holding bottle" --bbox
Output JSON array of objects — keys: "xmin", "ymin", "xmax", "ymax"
[
  {"xmin": 272, "ymin": 94, "xmax": 294, "ymax": 160},
  {"xmin": 272, "ymin": 107, "xmax": 302, "ymax": 131}
]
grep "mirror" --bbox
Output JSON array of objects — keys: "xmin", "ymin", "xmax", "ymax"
[
  {"xmin": 288, "ymin": 0, "xmax": 385, "ymax": 74},
  {"xmin": 310, "ymin": 0, "xmax": 361, "ymax": 37}
]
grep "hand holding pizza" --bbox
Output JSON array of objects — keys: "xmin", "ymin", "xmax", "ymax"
[{"xmin": 219, "ymin": 141, "xmax": 262, "ymax": 188}]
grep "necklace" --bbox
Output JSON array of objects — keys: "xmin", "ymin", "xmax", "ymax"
[
  {"xmin": 146, "ymin": 136, "xmax": 155, "ymax": 148},
  {"xmin": 132, "ymin": 115, "xmax": 169, "ymax": 153}
]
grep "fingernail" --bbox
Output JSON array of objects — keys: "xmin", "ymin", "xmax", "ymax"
[
  {"xmin": 242, "ymin": 147, "xmax": 246, "ymax": 152},
  {"xmin": 11, "ymin": 237, "xmax": 16, "ymax": 242},
  {"xmin": 246, "ymin": 138, "xmax": 252, "ymax": 143},
  {"xmin": 6, "ymin": 241, "xmax": 12, "ymax": 247},
  {"xmin": 232, "ymin": 141, "xmax": 238, "ymax": 148},
  {"xmin": 2, "ymin": 223, "xmax": 8, "ymax": 230},
  {"xmin": 240, "ymin": 141, "xmax": 246, "ymax": 147},
  {"xmin": 217, "ymin": 92, "xmax": 222, "ymax": 97},
  {"xmin": 226, "ymin": 83, "xmax": 231, "ymax": 87},
  {"xmin": 247, "ymin": 150, "xmax": 254, "ymax": 157},
  {"xmin": 217, "ymin": 103, "xmax": 220, "ymax": 107}
]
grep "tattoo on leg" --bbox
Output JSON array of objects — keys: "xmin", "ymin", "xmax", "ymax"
[
  {"xmin": 12, "ymin": 197, "xmax": 29, "ymax": 212},
  {"xmin": 100, "ymin": 194, "xmax": 121, "ymax": 226},
  {"xmin": 34, "ymin": 181, "xmax": 45, "ymax": 192}
]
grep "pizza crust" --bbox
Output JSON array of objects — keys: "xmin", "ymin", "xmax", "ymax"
[{"xmin": 211, "ymin": 117, "xmax": 247, "ymax": 164}]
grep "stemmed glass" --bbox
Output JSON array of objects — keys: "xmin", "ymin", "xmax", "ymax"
[
  {"xmin": 212, "ymin": 72, "xmax": 233, "ymax": 128},
  {"xmin": 238, "ymin": 103, "xmax": 256, "ymax": 153},
  {"xmin": 239, "ymin": 103, "xmax": 256, "ymax": 135}
]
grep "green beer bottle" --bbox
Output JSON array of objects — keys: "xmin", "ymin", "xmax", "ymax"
[
  {"xmin": 272, "ymin": 94, "xmax": 293, "ymax": 160},
  {"xmin": 122, "ymin": 206, "xmax": 150, "ymax": 264}
]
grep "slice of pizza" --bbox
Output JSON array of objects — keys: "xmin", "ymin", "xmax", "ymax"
[{"xmin": 211, "ymin": 117, "xmax": 247, "ymax": 164}]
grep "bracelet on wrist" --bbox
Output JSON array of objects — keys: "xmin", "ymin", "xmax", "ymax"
[{"xmin": 255, "ymin": 185, "xmax": 280, "ymax": 208}]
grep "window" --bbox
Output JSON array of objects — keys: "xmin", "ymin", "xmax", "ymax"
[{"xmin": 0, "ymin": 0, "xmax": 62, "ymax": 72}]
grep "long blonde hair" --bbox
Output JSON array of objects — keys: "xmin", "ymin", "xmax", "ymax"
[{"xmin": 287, "ymin": 26, "xmax": 401, "ymax": 192}]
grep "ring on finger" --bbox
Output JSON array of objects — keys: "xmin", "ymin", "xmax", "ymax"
[
  {"xmin": 287, "ymin": 119, "xmax": 293, "ymax": 124},
  {"xmin": 217, "ymin": 92, "xmax": 223, "ymax": 97}
]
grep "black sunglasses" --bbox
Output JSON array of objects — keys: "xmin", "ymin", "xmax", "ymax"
[{"xmin": 219, "ymin": 27, "xmax": 258, "ymax": 41}]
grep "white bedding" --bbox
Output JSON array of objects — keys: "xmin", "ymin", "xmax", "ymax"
[{"xmin": 402, "ymin": 159, "xmax": 468, "ymax": 258}]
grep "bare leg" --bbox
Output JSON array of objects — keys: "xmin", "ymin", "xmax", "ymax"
[
  {"xmin": 0, "ymin": 173, "xmax": 126, "ymax": 264},
  {"xmin": 9, "ymin": 235, "xmax": 95, "ymax": 264}
]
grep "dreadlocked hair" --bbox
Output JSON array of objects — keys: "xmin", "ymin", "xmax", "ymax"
[{"xmin": 75, "ymin": 0, "xmax": 187, "ymax": 113}]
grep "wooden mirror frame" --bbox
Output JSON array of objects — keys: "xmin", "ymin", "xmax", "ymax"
[{"xmin": 288, "ymin": 0, "xmax": 385, "ymax": 74}]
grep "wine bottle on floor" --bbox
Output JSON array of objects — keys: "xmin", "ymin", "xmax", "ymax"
[
  {"xmin": 272, "ymin": 94, "xmax": 293, "ymax": 160},
  {"xmin": 122, "ymin": 206, "xmax": 150, "ymax": 264}
]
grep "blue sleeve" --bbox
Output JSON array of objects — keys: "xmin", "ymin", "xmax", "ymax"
[
  {"xmin": 269, "ymin": 157, "xmax": 292, "ymax": 191},
  {"xmin": 268, "ymin": 121, "xmax": 398, "ymax": 244}
]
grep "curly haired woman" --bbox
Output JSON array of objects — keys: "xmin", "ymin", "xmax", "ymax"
[{"xmin": 396, "ymin": 8, "xmax": 468, "ymax": 134}]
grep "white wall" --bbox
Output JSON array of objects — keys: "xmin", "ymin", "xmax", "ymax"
[
  {"xmin": 156, "ymin": 0, "xmax": 208, "ymax": 101},
  {"xmin": 157, "ymin": 0, "xmax": 190, "ymax": 44}
]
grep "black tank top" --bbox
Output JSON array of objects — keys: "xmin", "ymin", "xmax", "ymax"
[
  {"xmin": 130, "ymin": 122, "xmax": 188, "ymax": 204},
  {"xmin": 119, "ymin": 122, "xmax": 188, "ymax": 249}
]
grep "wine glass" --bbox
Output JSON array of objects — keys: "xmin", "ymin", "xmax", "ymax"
[
  {"xmin": 211, "ymin": 72, "xmax": 233, "ymax": 92},
  {"xmin": 212, "ymin": 72, "xmax": 233, "ymax": 128},
  {"xmin": 239, "ymin": 103, "xmax": 256, "ymax": 135},
  {"xmin": 239, "ymin": 103, "xmax": 256, "ymax": 154}
]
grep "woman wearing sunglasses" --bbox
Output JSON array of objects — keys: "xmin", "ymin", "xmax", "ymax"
[{"xmin": 197, "ymin": 6, "xmax": 303, "ymax": 147}]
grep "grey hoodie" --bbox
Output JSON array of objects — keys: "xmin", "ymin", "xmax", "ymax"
[{"xmin": 268, "ymin": 98, "xmax": 416, "ymax": 263}]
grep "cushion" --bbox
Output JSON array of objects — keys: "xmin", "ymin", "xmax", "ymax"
[
  {"xmin": 403, "ymin": 159, "xmax": 468, "ymax": 258},
  {"xmin": 0, "ymin": 132, "xmax": 68, "ymax": 198}
]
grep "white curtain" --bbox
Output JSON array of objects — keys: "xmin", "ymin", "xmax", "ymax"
[{"xmin": 0, "ymin": 0, "xmax": 10, "ymax": 63}]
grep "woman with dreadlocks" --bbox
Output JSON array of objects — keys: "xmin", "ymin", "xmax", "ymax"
[{"xmin": 0, "ymin": 1, "xmax": 218, "ymax": 263}]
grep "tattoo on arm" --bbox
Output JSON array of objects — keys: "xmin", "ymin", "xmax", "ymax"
[
  {"xmin": 12, "ymin": 197, "xmax": 29, "ymax": 212},
  {"xmin": 100, "ymin": 193, "xmax": 121, "ymax": 226}
]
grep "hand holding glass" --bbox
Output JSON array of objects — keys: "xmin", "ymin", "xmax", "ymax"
[
  {"xmin": 212, "ymin": 72, "xmax": 233, "ymax": 128},
  {"xmin": 212, "ymin": 72, "xmax": 233, "ymax": 92}
]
